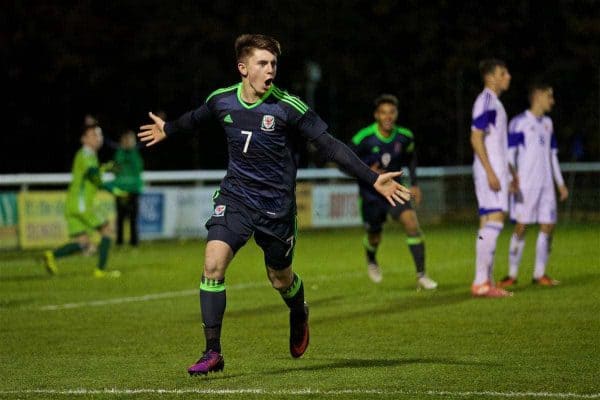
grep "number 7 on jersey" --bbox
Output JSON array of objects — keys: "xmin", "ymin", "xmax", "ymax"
[{"xmin": 241, "ymin": 130, "xmax": 253, "ymax": 153}]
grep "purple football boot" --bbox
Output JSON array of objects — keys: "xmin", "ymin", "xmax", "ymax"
[
  {"xmin": 187, "ymin": 350, "xmax": 224, "ymax": 376},
  {"xmin": 290, "ymin": 303, "xmax": 309, "ymax": 358}
]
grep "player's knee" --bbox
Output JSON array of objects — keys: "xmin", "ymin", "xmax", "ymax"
[
  {"xmin": 99, "ymin": 222, "xmax": 112, "ymax": 236},
  {"xmin": 367, "ymin": 232, "xmax": 381, "ymax": 246},
  {"xmin": 400, "ymin": 211, "xmax": 419, "ymax": 232},
  {"xmin": 203, "ymin": 256, "xmax": 226, "ymax": 279},
  {"xmin": 267, "ymin": 267, "xmax": 293, "ymax": 290},
  {"xmin": 540, "ymin": 224, "xmax": 555, "ymax": 234},
  {"xmin": 203, "ymin": 262, "xmax": 225, "ymax": 279},
  {"xmin": 75, "ymin": 235, "xmax": 91, "ymax": 251},
  {"xmin": 203, "ymin": 241, "xmax": 233, "ymax": 279},
  {"xmin": 515, "ymin": 224, "xmax": 526, "ymax": 238},
  {"xmin": 405, "ymin": 225, "xmax": 421, "ymax": 236},
  {"xmin": 270, "ymin": 278, "xmax": 288, "ymax": 291}
]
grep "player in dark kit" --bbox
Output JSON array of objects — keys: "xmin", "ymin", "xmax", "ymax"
[
  {"xmin": 138, "ymin": 34, "xmax": 411, "ymax": 375},
  {"xmin": 352, "ymin": 94, "xmax": 437, "ymax": 290}
]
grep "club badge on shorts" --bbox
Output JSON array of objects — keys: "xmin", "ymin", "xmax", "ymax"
[
  {"xmin": 381, "ymin": 153, "xmax": 391, "ymax": 167},
  {"xmin": 213, "ymin": 205, "xmax": 226, "ymax": 217},
  {"xmin": 261, "ymin": 115, "xmax": 275, "ymax": 132}
]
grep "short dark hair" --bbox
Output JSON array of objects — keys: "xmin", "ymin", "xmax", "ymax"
[
  {"xmin": 235, "ymin": 34, "xmax": 281, "ymax": 62},
  {"xmin": 528, "ymin": 81, "xmax": 553, "ymax": 100},
  {"xmin": 374, "ymin": 94, "xmax": 399, "ymax": 110},
  {"xmin": 479, "ymin": 58, "xmax": 506, "ymax": 80}
]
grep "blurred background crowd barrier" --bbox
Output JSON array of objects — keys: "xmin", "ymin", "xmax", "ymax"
[{"xmin": 1, "ymin": 163, "xmax": 597, "ymax": 250}]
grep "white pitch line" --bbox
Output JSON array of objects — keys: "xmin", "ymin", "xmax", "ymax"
[
  {"xmin": 0, "ymin": 388, "xmax": 598, "ymax": 398},
  {"xmin": 33, "ymin": 271, "xmax": 370, "ymax": 312},
  {"xmin": 37, "ymin": 281, "xmax": 268, "ymax": 311},
  {"xmin": 37, "ymin": 290, "xmax": 197, "ymax": 311},
  {"xmin": 31, "ymin": 259, "xmax": 461, "ymax": 312}
]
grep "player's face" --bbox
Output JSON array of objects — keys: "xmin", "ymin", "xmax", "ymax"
[
  {"xmin": 239, "ymin": 49, "xmax": 277, "ymax": 95},
  {"xmin": 120, "ymin": 132, "xmax": 136, "ymax": 149},
  {"xmin": 83, "ymin": 127, "xmax": 103, "ymax": 150},
  {"xmin": 539, "ymin": 88, "xmax": 555, "ymax": 113},
  {"xmin": 374, "ymin": 103, "xmax": 398, "ymax": 133},
  {"xmin": 492, "ymin": 66, "xmax": 511, "ymax": 92}
]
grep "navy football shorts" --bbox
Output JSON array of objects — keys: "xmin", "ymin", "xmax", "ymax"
[
  {"xmin": 205, "ymin": 195, "xmax": 296, "ymax": 270},
  {"xmin": 360, "ymin": 196, "xmax": 413, "ymax": 234}
]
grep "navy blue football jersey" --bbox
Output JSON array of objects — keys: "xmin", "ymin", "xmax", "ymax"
[
  {"xmin": 351, "ymin": 123, "xmax": 416, "ymax": 202},
  {"xmin": 165, "ymin": 83, "xmax": 327, "ymax": 218}
]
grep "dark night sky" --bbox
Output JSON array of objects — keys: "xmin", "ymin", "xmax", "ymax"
[{"xmin": 3, "ymin": 0, "xmax": 599, "ymax": 173}]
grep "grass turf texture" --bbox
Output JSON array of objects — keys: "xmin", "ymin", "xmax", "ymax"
[{"xmin": 0, "ymin": 223, "xmax": 598, "ymax": 400}]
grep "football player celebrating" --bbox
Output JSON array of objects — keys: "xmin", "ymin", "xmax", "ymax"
[{"xmin": 138, "ymin": 34, "xmax": 411, "ymax": 375}]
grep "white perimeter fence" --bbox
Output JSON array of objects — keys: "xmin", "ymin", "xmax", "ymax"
[{"xmin": 0, "ymin": 164, "xmax": 598, "ymax": 249}]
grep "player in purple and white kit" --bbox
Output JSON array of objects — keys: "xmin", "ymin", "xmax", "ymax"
[
  {"xmin": 498, "ymin": 83, "xmax": 568, "ymax": 288},
  {"xmin": 470, "ymin": 59, "xmax": 514, "ymax": 298}
]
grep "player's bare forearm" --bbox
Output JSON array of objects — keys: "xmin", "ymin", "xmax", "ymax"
[
  {"xmin": 471, "ymin": 130, "xmax": 493, "ymax": 174},
  {"xmin": 471, "ymin": 130, "xmax": 500, "ymax": 190}
]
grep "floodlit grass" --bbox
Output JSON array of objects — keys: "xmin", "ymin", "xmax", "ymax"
[{"xmin": 1, "ymin": 223, "xmax": 599, "ymax": 399}]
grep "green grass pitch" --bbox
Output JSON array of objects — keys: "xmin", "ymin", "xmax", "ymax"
[{"xmin": 1, "ymin": 223, "xmax": 599, "ymax": 399}]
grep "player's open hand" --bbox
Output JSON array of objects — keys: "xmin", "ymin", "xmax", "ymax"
[
  {"xmin": 374, "ymin": 171, "xmax": 411, "ymax": 206},
  {"xmin": 509, "ymin": 176, "xmax": 520, "ymax": 193},
  {"xmin": 138, "ymin": 112, "xmax": 167, "ymax": 147},
  {"xmin": 487, "ymin": 171, "xmax": 501, "ymax": 192},
  {"xmin": 558, "ymin": 185, "xmax": 569, "ymax": 202}
]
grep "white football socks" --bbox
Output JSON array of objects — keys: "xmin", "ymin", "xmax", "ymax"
[
  {"xmin": 508, "ymin": 233, "xmax": 525, "ymax": 279},
  {"xmin": 534, "ymin": 231, "xmax": 551, "ymax": 279},
  {"xmin": 474, "ymin": 221, "xmax": 504, "ymax": 285}
]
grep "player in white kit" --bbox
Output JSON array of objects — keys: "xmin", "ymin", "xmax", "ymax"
[
  {"xmin": 470, "ymin": 59, "xmax": 514, "ymax": 298},
  {"xmin": 498, "ymin": 83, "xmax": 568, "ymax": 288}
]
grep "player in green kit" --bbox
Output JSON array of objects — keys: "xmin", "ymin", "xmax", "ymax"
[
  {"xmin": 351, "ymin": 94, "xmax": 437, "ymax": 289},
  {"xmin": 43, "ymin": 125, "xmax": 123, "ymax": 278}
]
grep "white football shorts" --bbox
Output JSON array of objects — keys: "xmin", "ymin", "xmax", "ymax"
[
  {"xmin": 510, "ymin": 185, "xmax": 557, "ymax": 224},
  {"xmin": 474, "ymin": 175, "xmax": 509, "ymax": 216}
]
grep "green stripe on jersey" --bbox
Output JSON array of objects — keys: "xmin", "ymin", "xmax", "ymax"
[
  {"xmin": 205, "ymin": 83, "xmax": 240, "ymax": 103},
  {"xmin": 352, "ymin": 124, "xmax": 377, "ymax": 145},
  {"xmin": 397, "ymin": 126, "xmax": 414, "ymax": 139},
  {"xmin": 237, "ymin": 84, "xmax": 274, "ymax": 109},
  {"xmin": 272, "ymin": 87, "xmax": 308, "ymax": 114},
  {"xmin": 375, "ymin": 125, "xmax": 396, "ymax": 143},
  {"xmin": 276, "ymin": 88, "xmax": 308, "ymax": 112}
]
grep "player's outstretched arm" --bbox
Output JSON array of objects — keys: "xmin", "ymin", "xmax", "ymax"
[
  {"xmin": 311, "ymin": 132, "xmax": 410, "ymax": 206},
  {"xmin": 374, "ymin": 171, "xmax": 411, "ymax": 207},
  {"xmin": 138, "ymin": 112, "xmax": 166, "ymax": 147}
]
